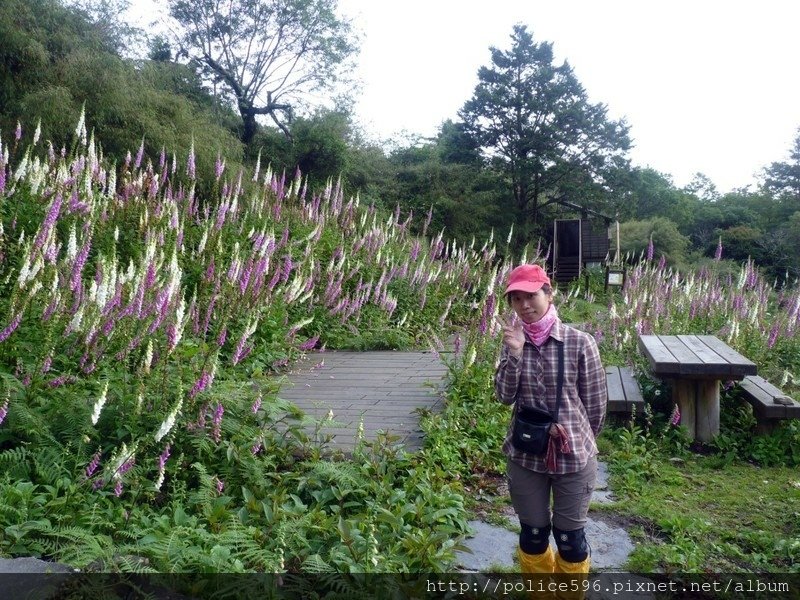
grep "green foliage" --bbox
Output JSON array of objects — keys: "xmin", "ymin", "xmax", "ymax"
[{"xmin": 618, "ymin": 217, "xmax": 691, "ymax": 266}]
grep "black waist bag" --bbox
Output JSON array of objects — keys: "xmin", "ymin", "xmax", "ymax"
[
  {"xmin": 511, "ymin": 407, "xmax": 553, "ymax": 455},
  {"xmin": 510, "ymin": 340, "xmax": 564, "ymax": 456}
]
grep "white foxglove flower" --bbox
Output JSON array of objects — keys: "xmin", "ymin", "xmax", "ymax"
[
  {"xmin": 66, "ymin": 226, "xmax": 77, "ymax": 261},
  {"xmin": 91, "ymin": 381, "xmax": 109, "ymax": 425},
  {"xmin": 142, "ymin": 340, "xmax": 153, "ymax": 375},
  {"xmin": 154, "ymin": 398, "xmax": 182, "ymax": 442},
  {"xmin": 465, "ymin": 346, "xmax": 477, "ymax": 369}
]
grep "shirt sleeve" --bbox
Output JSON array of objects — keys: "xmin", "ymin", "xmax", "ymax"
[
  {"xmin": 495, "ymin": 343, "xmax": 522, "ymax": 405},
  {"xmin": 578, "ymin": 333, "xmax": 607, "ymax": 436}
]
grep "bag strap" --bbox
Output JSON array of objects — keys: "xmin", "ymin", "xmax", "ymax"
[
  {"xmin": 552, "ymin": 340, "xmax": 565, "ymax": 423},
  {"xmin": 512, "ymin": 339, "xmax": 565, "ymax": 421}
]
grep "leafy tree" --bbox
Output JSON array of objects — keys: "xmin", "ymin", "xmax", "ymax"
[
  {"xmin": 64, "ymin": 0, "xmax": 143, "ymax": 56},
  {"xmin": 717, "ymin": 226, "xmax": 765, "ymax": 264},
  {"xmin": 168, "ymin": 0, "xmax": 357, "ymax": 144},
  {"xmin": 387, "ymin": 132, "xmax": 509, "ymax": 246},
  {"xmin": 683, "ymin": 172, "xmax": 720, "ymax": 202},
  {"xmin": 459, "ymin": 24, "xmax": 631, "ymax": 244},
  {"xmin": 619, "ymin": 217, "xmax": 690, "ymax": 266},
  {"xmin": 762, "ymin": 128, "xmax": 800, "ymax": 203}
]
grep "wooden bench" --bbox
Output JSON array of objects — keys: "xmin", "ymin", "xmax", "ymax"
[
  {"xmin": 738, "ymin": 375, "xmax": 800, "ymax": 434},
  {"xmin": 605, "ymin": 366, "xmax": 644, "ymax": 413}
]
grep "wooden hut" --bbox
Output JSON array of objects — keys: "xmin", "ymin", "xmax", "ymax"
[{"xmin": 550, "ymin": 201, "xmax": 612, "ymax": 284}]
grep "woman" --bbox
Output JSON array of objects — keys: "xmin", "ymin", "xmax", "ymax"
[{"xmin": 495, "ymin": 264, "xmax": 607, "ymax": 595}]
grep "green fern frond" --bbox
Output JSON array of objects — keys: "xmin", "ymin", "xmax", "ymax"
[
  {"xmin": 301, "ymin": 553, "xmax": 334, "ymax": 573},
  {"xmin": 0, "ymin": 447, "xmax": 31, "ymax": 479}
]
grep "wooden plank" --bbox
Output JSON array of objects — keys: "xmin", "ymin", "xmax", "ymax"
[
  {"xmin": 638, "ymin": 335, "xmax": 681, "ymax": 376},
  {"xmin": 739, "ymin": 375, "xmax": 800, "ymax": 419},
  {"xmin": 659, "ymin": 336, "xmax": 708, "ymax": 376},
  {"xmin": 605, "ymin": 366, "xmax": 628, "ymax": 412},
  {"xmin": 677, "ymin": 335, "xmax": 730, "ymax": 374},
  {"xmin": 697, "ymin": 335, "xmax": 757, "ymax": 377},
  {"xmin": 619, "ymin": 367, "xmax": 644, "ymax": 406}
]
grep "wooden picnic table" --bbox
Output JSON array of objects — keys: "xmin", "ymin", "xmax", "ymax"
[{"xmin": 637, "ymin": 334, "xmax": 757, "ymax": 442}]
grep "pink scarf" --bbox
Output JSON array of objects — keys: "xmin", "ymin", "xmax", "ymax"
[{"xmin": 521, "ymin": 304, "xmax": 558, "ymax": 346}]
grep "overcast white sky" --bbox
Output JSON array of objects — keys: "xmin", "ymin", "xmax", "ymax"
[{"xmin": 128, "ymin": 0, "xmax": 800, "ymax": 194}]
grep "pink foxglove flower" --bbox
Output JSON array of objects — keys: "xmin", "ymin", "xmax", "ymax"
[
  {"xmin": 134, "ymin": 139, "xmax": 144, "ymax": 169},
  {"xmin": 0, "ymin": 313, "xmax": 23, "ymax": 343},
  {"xmin": 670, "ymin": 405, "xmax": 681, "ymax": 426},
  {"xmin": 85, "ymin": 450, "xmax": 101, "ymax": 478},
  {"xmin": 158, "ymin": 444, "xmax": 171, "ymax": 470},
  {"xmin": 186, "ymin": 141, "xmax": 196, "ymax": 179},
  {"xmin": 0, "ymin": 397, "xmax": 8, "ymax": 425}
]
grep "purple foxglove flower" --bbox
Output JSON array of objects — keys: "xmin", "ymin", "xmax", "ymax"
[
  {"xmin": 0, "ymin": 313, "xmax": 23, "ymax": 343},
  {"xmin": 646, "ymin": 236, "xmax": 654, "ymax": 261},
  {"xmin": 714, "ymin": 237, "xmax": 723, "ymax": 261},
  {"xmin": 217, "ymin": 327, "xmax": 228, "ymax": 347},
  {"xmin": 251, "ymin": 395, "xmax": 262, "ymax": 414},
  {"xmin": 299, "ymin": 336, "xmax": 319, "ymax": 351},
  {"xmin": 267, "ymin": 268, "xmax": 281, "ymax": 292},
  {"xmin": 211, "ymin": 402, "xmax": 224, "ymax": 443},
  {"xmin": 215, "ymin": 154, "xmax": 225, "ymax": 179},
  {"xmin": 0, "ymin": 398, "xmax": 8, "ymax": 425},
  {"xmin": 281, "ymin": 255, "xmax": 293, "ymax": 283},
  {"xmin": 92, "ymin": 478, "xmax": 105, "ymax": 491},
  {"xmin": 251, "ymin": 442, "xmax": 262, "ymax": 455},
  {"xmin": 32, "ymin": 192, "xmax": 63, "ymax": 252},
  {"xmin": 114, "ymin": 480, "xmax": 123, "ymax": 497},
  {"xmin": 767, "ymin": 323, "xmax": 780, "ymax": 349},
  {"xmin": 134, "ymin": 139, "xmax": 144, "ymax": 169},
  {"xmin": 15, "ymin": 122, "xmax": 22, "ymax": 141},
  {"xmin": 48, "ymin": 374, "xmax": 75, "ymax": 388},
  {"xmin": 204, "ymin": 259, "xmax": 216, "ymax": 283},
  {"xmin": 670, "ymin": 405, "xmax": 681, "ymax": 426},
  {"xmin": 85, "ymin": 451, "xmax": 101, "ymax": 478},
  {"xmin": 215, "ymin": 477, "xmax": 224, "ymax": 494},
  {"xmin": 189, "ymin": 371, "xmax": 212, "ymax": 399},
  {"xmin": 118, "ymin": 458, "xmax": 135, "ymax": 476},
  {"xmin": 186, "ymin": 144, "xmax": 196, "ymax": 179},
  {"xmin": 422, "ymin": 205, "xmax": 433, "ymax": 236},
  {"xmin": 158, "ymin": 444, "xmax": 171, "ymax": 470}
]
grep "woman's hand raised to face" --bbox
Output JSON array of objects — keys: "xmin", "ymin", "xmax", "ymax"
[{"xmin": 497, "ymin": 316, "xmax": 525, "ymax": 358}]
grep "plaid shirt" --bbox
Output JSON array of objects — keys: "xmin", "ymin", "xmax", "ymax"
[{"xmin": 495, "ymin": 320, "xmax": 607, "ymax": 474}]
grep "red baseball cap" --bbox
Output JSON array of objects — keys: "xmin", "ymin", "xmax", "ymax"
[{"xmin": 504, "ymin": 264, "xmax": 551, "ymax": 295}]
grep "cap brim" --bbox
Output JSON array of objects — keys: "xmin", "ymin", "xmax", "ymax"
[{"xmin": 504, "ymin": 281, "xmax": 545, "ymax": 295}]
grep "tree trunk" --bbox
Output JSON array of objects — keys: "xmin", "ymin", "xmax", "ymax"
[{"xmin": 241, "ymin": 111, "xmax": 258, "ymax": 146}]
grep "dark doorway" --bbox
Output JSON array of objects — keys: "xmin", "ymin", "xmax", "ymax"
[{"xmin": 553, "ymin": 219, "xmax": 581, "ymax": 283}]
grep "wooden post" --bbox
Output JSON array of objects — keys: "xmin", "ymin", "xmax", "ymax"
[
  {"xmin": 695, "ymin": 380, "xmax": 720, "ymax": 442},
  {"xmin": 673, "ymin": 380, "xmax": 696, "ymax": 440}
]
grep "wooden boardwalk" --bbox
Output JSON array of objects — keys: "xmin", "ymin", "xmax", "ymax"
[{"xmin": 279, "ymin": 350, "xmax": 449, "ymax": 452}]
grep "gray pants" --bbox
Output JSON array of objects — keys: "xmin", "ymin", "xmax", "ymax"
[{"xmin": 506, "ymin": 455, "xmax": 597, "ymax": 531}]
